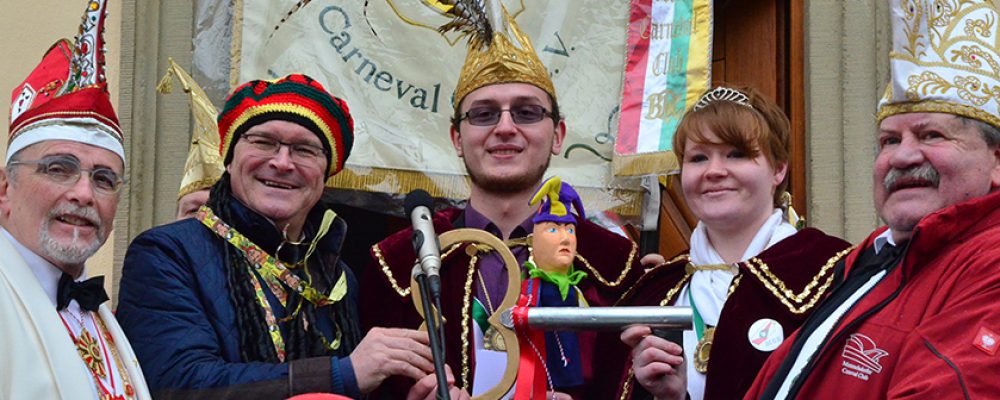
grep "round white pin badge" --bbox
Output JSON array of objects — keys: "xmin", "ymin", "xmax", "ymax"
[{"xmin": 748, "ymin": 318, "xmax": 784, "ymax": 352}]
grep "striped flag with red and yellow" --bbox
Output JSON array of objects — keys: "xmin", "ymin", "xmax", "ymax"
[{"xmin": 614, "ymin": 0, "xmax": 713, "ymax": 176}]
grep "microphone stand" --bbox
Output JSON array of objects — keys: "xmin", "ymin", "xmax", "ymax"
[{"xmin": 413, "ymin": 263, "xmax": 450, "ymax": 400}]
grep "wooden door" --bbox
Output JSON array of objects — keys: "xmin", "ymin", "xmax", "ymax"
[{"xmin": 654, "ymin": 0, "xmax": 804, "ymax": 258}]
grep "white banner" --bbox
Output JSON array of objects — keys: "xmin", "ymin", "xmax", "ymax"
[{"xmin": 236, "ymin": 0, "xmax": 644, "ymax": 217}]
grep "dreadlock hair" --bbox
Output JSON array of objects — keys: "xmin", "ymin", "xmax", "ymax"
[{"xmin": 206, "ymin": 172, "xmax": 361, "ymax": 363}]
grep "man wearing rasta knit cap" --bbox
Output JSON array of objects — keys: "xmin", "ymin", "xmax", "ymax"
[
  {"xmin": 361, "ymin": 2, "xmax": 643, "ymax": 398},
  {"xmin": 118, "ymin": 74, "xmax": 464, "ymax": 399}
]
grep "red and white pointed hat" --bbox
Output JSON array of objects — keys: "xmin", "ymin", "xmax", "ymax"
[{"xmin": 7, "ymin": 0, "xmax": 123, "ymax": 162}]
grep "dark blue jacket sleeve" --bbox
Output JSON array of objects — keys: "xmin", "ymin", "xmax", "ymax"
[
  {"xmin": 117, "ymin": 224, "xmax": 293, "ymax": 391},
  {"xmin": 332, "ymin": 357, "xmax": 361, "ymax": 399}
]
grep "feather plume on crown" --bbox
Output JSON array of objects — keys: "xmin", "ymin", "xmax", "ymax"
[
  {"xmin": 439, "ymin": 0, "xmax": 556, "ymax": 108},
  {"xmin": 436, "ymin": 0, "xmax": 495, "ymax": 49}
]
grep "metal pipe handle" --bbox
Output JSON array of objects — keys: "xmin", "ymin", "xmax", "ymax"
[{"xmin": 501, "ymin": 306, "xmax": 693, "ymax": 331}]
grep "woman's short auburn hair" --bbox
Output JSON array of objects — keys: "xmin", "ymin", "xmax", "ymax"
[{"xmin": 672, "ymin": 86, "xmax": 791, "ymax": 207}]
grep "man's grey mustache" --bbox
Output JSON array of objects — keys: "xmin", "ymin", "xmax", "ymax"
[
  {"xmin": 883, "ymin": 164, "xmax": 940, "ymax": 192},
  {"xmin": 47, "ymin": 203, "xmax": 101, "ymax": 227},
  {"xmin": 38, "ymin": 202, "xmax": 105, "ymax": 266}
]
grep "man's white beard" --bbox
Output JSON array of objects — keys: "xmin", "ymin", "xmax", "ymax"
[{"xmin": 38, "ymin": 204, "xmax": 104, "ymax": 265}]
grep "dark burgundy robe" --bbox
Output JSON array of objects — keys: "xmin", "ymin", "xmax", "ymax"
[{"xmin": 597, "ymin": 228, "xmax": 851, "ymax": 400}]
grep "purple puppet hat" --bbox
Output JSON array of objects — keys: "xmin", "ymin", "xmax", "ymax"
[{"xmin": 529, "ymin": 176, "xmax": 586, "ymax": 225}]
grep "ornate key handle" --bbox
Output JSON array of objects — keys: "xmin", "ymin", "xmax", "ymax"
[{"xmin": 410, "ymin": 228, "xmax": 522, "ymax": 400}]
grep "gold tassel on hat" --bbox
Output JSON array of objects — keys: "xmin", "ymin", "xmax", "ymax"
[
  {"xmin": 781, "ymin": 191, "xmax": 805, "ymax": 230},
  {"xmin": 158, "ymin": 59, "xmax": 225, "ymax": 200},
  {"xmin": 156, "ymin": 67, "xmax": 175, "ymax": 95},
  {"xmin": 440, "ymin": 0, "xmax": 556, "ymax": 108}
]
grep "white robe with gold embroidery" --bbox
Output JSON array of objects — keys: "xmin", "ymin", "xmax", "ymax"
[{"xmin": 0, "ymin": 232, "xmax": 151, "ymax": 400}]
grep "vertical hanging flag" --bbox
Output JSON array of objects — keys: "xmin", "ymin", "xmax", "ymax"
[{"xmin": 614, "ymin": 0, "xmax": 712, "ymax": 176}]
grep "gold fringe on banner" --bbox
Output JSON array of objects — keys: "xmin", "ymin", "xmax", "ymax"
[
  {"xmin": 612, "ymin": 151, "xmax": 680, "ymax": 177},
  {"xmin": 327, "ymin": 167, "xmax": 645, "ymax": 219},
  {"xmin": 326, "ymin": 167, "xmax": 473, "ymax": 200}
]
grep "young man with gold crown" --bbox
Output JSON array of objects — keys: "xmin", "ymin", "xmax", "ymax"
[
  {"xmin": 361, "ymin": 3, "xmax": 644, "ymax": 398},
  {"xmin": 0, "ymin": 1, "xmax": 151, "ymax": 399},
  {"xmin": 745, "ymin": 1, "xmax": 1000, "ymax": 398}
]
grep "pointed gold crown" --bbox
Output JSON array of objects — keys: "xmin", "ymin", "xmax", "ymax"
[
  {"xmin": 878, "ymin": 0, "xmax": 1000, "ymax": 128},
  {"xmin": 156, "ymin": 59, "xmax": 224, "ymax": 200},
  {"xmin": 444, "ymin": 2, "xmax": 555, "ymax": 108}
]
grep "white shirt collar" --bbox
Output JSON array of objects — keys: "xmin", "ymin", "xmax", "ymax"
[
  {"xmin": 0, "ymin": 227, "xmax": 86, "ymax": 306},
  {"xmin": 873, "ymin": 229, "xmax": 897, "ymax": 255}
]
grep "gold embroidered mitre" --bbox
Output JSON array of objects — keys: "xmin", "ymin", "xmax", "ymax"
[
  {"xmin": 442, "ymin": 1, "xmax": 556, "ymax": 108},
  {"xmin": 157, "ymin": 59, "xmax": 224, "ymax": 200},
  {"xmin": 878, "ymin": 0, "xmax": 1000, "ymax": 128}
]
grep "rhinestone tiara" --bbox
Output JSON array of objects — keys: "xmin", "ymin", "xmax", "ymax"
[{"xmin": 693, "ymin": 87, "xmax": 754, "ymax": 111}]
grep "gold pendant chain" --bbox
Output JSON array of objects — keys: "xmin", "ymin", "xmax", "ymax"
[
  {"xmin": 475, "ymin": 268, "xmax": 496, "ymax": 315},
  {"xmin": 94, "ymin": 317, "xmax": 138, "ymax": 400}
]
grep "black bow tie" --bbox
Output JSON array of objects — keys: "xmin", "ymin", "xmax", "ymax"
[{"xmin": 56, "ymin": 273, "xmax": 109, "ymax": 312}]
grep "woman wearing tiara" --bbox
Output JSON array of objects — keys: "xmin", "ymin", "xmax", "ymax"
[{"xmin": 605, "ymin": 86, "xmax": 851, "ymax": 400}]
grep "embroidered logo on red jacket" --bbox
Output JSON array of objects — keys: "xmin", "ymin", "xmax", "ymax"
[
  {"xmin": 841, "ymin": 333, "xmax": 889, "ymax": 381},
  {"xmin": 973, "ymin": 326, "xmax": 998, "ymax": 356}
]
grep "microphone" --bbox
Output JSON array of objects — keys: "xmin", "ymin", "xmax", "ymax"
[
  {"xmin": 404, "ymin": 189, "xmax": 442, "ymax": 300},
  {"xmin": 405, "ymin": 189, "xmax": 450, "ymax": 400}
]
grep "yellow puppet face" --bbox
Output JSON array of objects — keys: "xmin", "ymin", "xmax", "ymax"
[{"xmin": 531, "ymin": 221, "xmax": 577, "ymax": 274}]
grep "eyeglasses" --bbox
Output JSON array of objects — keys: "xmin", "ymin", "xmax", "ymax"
[
  {"xmin": 457, "ymin": 104, "xmax": 555, "ymax": 126},
  {"xmin": 242, "ymin": 133, "xmax": 327, "ymax": 161},
  {"xmin": 8, "ymin": 155, "xmax": 125, "ymax": 196}
]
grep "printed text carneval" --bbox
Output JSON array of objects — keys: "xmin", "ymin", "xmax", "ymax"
[{"xmin": 319, "ymin": 6, "xmax": 444, "ymax": 113}]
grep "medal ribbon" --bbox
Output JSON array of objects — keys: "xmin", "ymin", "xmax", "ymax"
[
  {"xmin": 688, "ymin": 286, "xmax": 706, "ymax": 341},
  {"xmin": 513, "ymin": 278, "xmax": 548, "ymax": 400},
  {"xmin": 59, "ymin": 313, "xmax": 118, "ymax": 398},
  {"xmin": 471, "ymin": 298, "xmax": 489, "ymax": 332},
  {"xmin": 95, "ymin": 316, "xmax": 137, "ymax": 399}
]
